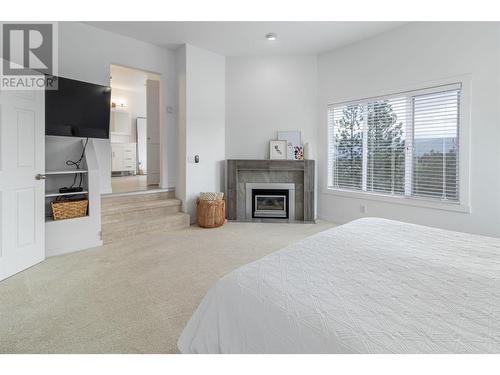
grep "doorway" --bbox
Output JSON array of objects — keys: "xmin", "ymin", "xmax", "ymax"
[{"xmin": 109, "ymin": 64, "xmax": 161, "ymax": 194}]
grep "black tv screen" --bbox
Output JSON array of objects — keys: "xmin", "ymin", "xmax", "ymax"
[{"xmin": 45, "ymin": 76, "xmax": 111, "ymax": 138}]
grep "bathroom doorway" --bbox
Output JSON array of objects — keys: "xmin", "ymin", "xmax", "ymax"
[{"xmin": 109, "ymin": 64, "xmax": 161, "ymax": 193}]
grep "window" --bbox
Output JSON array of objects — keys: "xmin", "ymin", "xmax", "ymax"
[{"xmin": 328, "ymin": 83, "xmax": 461, "ymax": 204}]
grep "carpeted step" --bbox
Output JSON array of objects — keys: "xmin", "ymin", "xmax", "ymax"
[
  {"xmin": 102, "ymin": 212, "xmax": 190, "ymax": 244},
  {"xmin": 101, "ymin": 191, "xmax": 175, "ymax": 208},
  {"xmin": 101, "ymin": 199, "xmax": 182, "ymax": 224}
]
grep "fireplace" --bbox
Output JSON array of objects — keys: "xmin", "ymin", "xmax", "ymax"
[
  {"xmin": 245, "ymin": 182, "xmax": 295, "ymax": 220},
  {"xmin": 227, "ymin": 160, "xmax": 315, "ymax": 222},
  {"xmin": 252, "ymin": 189, "xmax": 289, "ymax": 218}
]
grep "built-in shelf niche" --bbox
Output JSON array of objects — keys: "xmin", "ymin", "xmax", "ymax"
[
  {"xmin": 44, "ymin": 169, "xmax": 89, "ymax": 221},
  {"xmin": 44, "ymin": 136, "xmax": 102, "ymax": 257}
]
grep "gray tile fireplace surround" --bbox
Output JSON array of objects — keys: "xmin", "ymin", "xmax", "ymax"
[{"xmin": 226, "ymin": 160, "xmax": 315, "ymax": 222}]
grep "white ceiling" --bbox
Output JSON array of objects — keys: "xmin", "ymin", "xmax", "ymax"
[{"xmin": 85, "ymin": 21, "xmax": 406, "ymax": 56}]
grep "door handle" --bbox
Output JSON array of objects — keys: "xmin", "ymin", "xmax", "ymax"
[{"xmin": 35, "ymin": 174, "xmax": 46, "ymax": 180}]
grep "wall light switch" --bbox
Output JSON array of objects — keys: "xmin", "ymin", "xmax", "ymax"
[{"xmin": 187, "ymin": 155, "xmax": 200, "ymax": 164}]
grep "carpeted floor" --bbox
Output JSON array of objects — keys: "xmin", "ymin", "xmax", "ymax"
[{"xmin": 0, "ymin": 221, "xmax": 335, "ymax": 353}]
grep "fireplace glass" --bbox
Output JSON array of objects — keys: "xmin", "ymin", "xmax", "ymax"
[{"xmin": 252, "ymin": 189, "xmax": 289, "ymax": 218}]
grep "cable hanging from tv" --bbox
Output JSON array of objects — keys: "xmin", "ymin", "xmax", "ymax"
[{"xmin": 57, "ymin": 137, "xmax": 89, "ymax": 197}]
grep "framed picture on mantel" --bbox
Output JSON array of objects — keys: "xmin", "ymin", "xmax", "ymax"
[{"xmin": 269, "ymin": 140, "xmax": 287, "ymax": 160}]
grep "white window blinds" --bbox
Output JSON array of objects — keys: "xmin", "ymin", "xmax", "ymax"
[
  {"xmin": 328, "ymin": 103, "xmax": 364, "ymax": 191},
  {"xmin": 412, "ymin": 89, "xmax": 460, "ymax": 201},
  {"xmin": 328, "ymin": 83, "xmax": 461, "ymax": 203},
  {"xmin": 366, "ymin": 97, "xmax": 407, "ymax": 196}
]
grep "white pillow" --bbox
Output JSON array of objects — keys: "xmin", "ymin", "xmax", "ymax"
[{"xmin": 199, "ymin": 192, "xmax": 224, "ymax": 201}]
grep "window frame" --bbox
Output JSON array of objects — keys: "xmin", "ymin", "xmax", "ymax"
[{"xmin": 323, "ymin": 76, "xmax": 471, "ymax": 213}]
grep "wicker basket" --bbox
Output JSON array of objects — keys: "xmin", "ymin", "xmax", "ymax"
[
  {"xmin": 197, "ymin": 197, "xmax": 225, "ymax": 228},
  {"xmin": 51, "ymin": 199, "xmax": 88, "ymax": 220}
]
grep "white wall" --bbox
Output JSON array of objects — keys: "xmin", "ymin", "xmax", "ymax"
[
  {"xmin": 317, "ymin": 22, "xmax": 500, "ymax": 237},
  {"xmin": 226, "ymin": 55, "xmax": 318, "ymax": 159},
  {"xmin": 175, "ymin": 46, "xmax": 187, "ymax": 212},
  {"xmin": 176, "ymin": 44, "xmax": 226, "ymax": 222},
  {"xmin": 57, "ymin": 22, "xmax": 177, "ymax": 193}
]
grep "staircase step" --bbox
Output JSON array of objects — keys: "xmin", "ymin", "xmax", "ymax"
[
  {"xmin": 102, "ymin": 198, "xmax": 181, "ymax": 218},
  {"xmin": 102, "ymin": 205, "xmax": 181, "ymax": 225},
  {"xmin": 102, "ymin": 212, "xmax": 190, "ymax": 244},
  {"xmin": 101, "ymin": 191, "xmax": 175, "ymax": 207},
  {"xmin": 100, "ymin": 190, "xmax": 189, "ymax": 244}
]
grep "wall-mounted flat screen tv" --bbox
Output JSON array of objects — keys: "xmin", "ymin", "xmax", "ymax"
[{"xmin": 45, "ymin": 75, "xmax": 111, "ymax": 139}]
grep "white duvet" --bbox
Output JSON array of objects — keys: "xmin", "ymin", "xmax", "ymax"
[{"xmin": 178, "ymin": 218, "xmax": 500, "ymax": 353}]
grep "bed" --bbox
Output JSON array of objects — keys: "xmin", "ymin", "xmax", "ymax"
[{"xmin": 178, "ymin": 218, "xmax": 500, "ymax": 353}]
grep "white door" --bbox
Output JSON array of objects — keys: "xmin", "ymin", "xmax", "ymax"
[
  {"xmin": 146, "ymin": 79, "xmax": 160, "ymax": 185},
  {"xmin": 0, "ymin": 86, "xmax": 45, "ymax": 281}
]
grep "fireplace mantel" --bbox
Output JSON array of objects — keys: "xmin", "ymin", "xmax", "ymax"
[{"xmin": 225, "ymin": 159, "xmax": 315, "ymax": 222}]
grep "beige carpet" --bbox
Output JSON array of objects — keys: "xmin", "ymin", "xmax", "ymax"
[
  {"xmin": 0, "ymin": 221, "xmax": 335, "ymax": 353},
  {"xmin": 111, "ymin": 175, "xmax": 159, "ymax": 194}
]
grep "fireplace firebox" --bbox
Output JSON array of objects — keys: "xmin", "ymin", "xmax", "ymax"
[
  {"xmin": 251, "ymin": 189, "xmax": 289, "ymax": 219},
  {"xmin": 245, "ymin": 182, "xmax": 296, "ymax": 221}
]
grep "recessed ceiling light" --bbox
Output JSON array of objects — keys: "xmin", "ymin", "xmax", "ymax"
[{"xmin": 265, "ymin": 33, "xmax": 277, "ymax": 41}]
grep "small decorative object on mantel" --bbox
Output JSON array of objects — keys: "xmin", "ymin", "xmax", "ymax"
[
  {"xmin": 294, "ymin": 146, "xmax": 304, "ymax": 160},
  {"xmin": 304, "ymin": 142, "xmax": 313, "ymax": 160},
  {"xmin": 197, "ymin": 192, "xmax": 226, "ymax": 228},
  {"xmin": 269, "ymin": 140, "xmax": 287, "ymax": 160},
  {"xmin": 277, "ymin": 130, "xmax": 302, "ymax": 160}
]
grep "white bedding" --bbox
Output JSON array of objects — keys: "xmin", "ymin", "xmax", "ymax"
[{"xmin": 178, "ymin": 218, "xmax": 500, "ymax": 353}]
